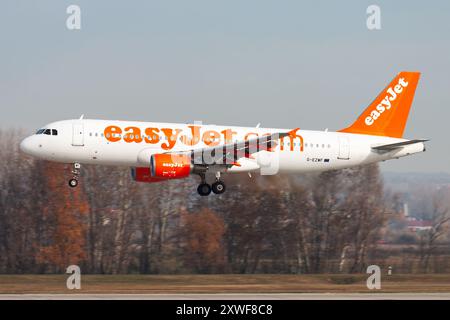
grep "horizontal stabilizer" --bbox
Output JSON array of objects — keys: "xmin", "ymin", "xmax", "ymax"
[{"xmin": 371, "ymin": 139, "xmax": 428, "ymax": 151}]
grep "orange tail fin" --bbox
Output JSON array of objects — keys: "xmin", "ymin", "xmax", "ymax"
[{"xmin": 339, "ymin": 71, "xmax": 421, "ymax": 138}]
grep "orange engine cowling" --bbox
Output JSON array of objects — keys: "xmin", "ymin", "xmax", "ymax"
[
  {"xmin": 150, "ymin": 153, "xmax": 192, "ymax": 179},
  {"xmin": 131, "ymin": 167, "xmax": 166, "ymax": 183}
]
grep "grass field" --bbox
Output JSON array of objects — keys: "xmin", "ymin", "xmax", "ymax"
[{"xmin": 1, "ymin": 274, "xmax": 450, "ymax": 294}]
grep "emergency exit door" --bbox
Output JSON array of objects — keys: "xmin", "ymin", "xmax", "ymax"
[
  {"xmin": 72, "ymin": 123, "xmax": 84, "ymax": 146},
  {"xmin": 338, "ymin": 137, "xmax": 350, "ymax": 160}
]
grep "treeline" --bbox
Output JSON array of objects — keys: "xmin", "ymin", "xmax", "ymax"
[{"xmin": 0, "ymin": 130, "xmax": 447, "ymax": 274}]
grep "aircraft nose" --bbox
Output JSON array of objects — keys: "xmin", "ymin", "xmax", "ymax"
[{"xmin": 20, "ymin": 136, "xmax": 35, "ymax": 155}]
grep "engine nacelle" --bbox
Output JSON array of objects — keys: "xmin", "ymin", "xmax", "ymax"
[
  {"xmin": 132, "ymin": 154, "xmax": 194, "ymax": 183},
  {"xmin": 150, "ymin": 153, "xmax": 193, "ymax": 179},
  {"xmin": 131, "ymin": 167, "xmax": 166, "ymax": 183}
]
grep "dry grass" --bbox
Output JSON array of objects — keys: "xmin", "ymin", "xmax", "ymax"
[{"xmin": 1, "ymin": 274, "xmax": 450, "ymax": 294}]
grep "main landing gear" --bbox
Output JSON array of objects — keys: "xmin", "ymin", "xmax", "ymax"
[
  {"xmin": 197, "ymin": 172, "xmax": 226, "ymax": 196},
  {"xmin": 197, "ymin": 183, "xmax": 212, "ymax": 196},
  {"xmin": 68, "ymin": 162, "xmax": 81, "ymax": 188}
]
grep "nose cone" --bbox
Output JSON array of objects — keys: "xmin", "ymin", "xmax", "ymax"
[{"xmin": 20, "ymin": 136, "xmax": 35, "ymax": 156}]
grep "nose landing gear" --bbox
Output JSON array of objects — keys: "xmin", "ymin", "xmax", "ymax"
[
  {"xmin": 68, "ymin": 178, "xmax": 78, "ymax": 188},
  {"xmin": 68, "ymin": 163, "xmax": 81, "ymax": 188}
]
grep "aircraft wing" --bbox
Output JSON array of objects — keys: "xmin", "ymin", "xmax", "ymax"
[
  {"xmin": 168, "ymin": 128, "xmax": 300, "ymax": 167},
  {"xmin": 371, "ymin": 139, "xmax": 428, "ymax": 151}
]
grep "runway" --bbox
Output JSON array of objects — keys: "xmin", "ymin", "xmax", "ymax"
[{"xmin": 1, "ymin": 293, "xmax": 450, "ymax": 300}]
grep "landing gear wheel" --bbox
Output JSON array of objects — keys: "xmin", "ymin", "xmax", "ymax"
[
  {"xmin": 197, "ymin": 183, "xmax": 212, "ymax": 196},
  {"xmin": 68, "ymin": 178, "xmax": 78, "ymax": 188},
  {"xmin": 212, "ymin": 181, "xmax": 226, "ymax": 194}
]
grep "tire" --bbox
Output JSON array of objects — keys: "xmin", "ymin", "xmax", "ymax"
[
  {"xmin": 197, "ymin": 183, "xmax": 211, "ymax": 196},
  {"xmin": 68, "ymin": 179, "xmax": 78, "ymax": 188},
  {"xmin": 212, "ymin": 181, "xmax": 226, "ymax": 194}
]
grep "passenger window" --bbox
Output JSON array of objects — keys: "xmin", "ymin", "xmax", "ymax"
[{"xmin": 52, "ymin": 129, "xmax": 58, "ymax": 136}]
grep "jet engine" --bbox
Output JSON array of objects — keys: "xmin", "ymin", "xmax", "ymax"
[
  {"xmin": 131, "ymin": 153, "xmax": 193, "ymax": 182},
  {"xmin": 150, "ymin": 153, "xmax": 193, "ymax": 179},
  {"xmin": 131, "ymin": 167, "xmax": 165, "ymax": 183}
]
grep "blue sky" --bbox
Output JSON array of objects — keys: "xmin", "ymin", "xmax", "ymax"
[{"xmin": 1, "ymin": 1, "xmax": 449, "ymax": 172}]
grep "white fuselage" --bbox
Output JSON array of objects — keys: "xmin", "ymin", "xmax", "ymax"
[{"xmin": 20, "ymin": 119, "xmax": 425, "ymax": 174}]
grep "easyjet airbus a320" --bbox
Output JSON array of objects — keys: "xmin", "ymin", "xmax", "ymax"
[{"xmin": 20, "ymin": 72, "xmax": 427, "ymax": 196}]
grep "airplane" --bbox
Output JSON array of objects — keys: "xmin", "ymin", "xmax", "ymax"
[{"xmin": 20, "ymin": 71, "xmax": 427, "ymax": 196}]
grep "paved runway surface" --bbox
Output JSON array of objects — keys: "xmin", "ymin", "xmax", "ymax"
[{"xmin": 1, "ymin": 293, "xmax": 450, "ymax": 300}]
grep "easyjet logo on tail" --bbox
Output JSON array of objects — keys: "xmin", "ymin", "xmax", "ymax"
[
  {"xmin": 365, "ymin": 77, "xmax": 409, "ymax": 126},
  {"xmin": 339, "ymin": 71, "xmax": 420, "ymax": 138}
]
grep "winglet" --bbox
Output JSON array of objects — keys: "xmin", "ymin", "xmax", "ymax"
[{"xmin": 287, "ymin": 128, "xmax": 300, "ymax": 137}]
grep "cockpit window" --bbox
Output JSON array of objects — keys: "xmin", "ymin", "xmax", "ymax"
[{"xmin": 36, "ymin": 128, "xmax": 58, "ymax": 135}]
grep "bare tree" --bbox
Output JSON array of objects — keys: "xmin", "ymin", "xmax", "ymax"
[{"xmin": 419, "ymin": 196, "xmax": 450, "ymax": 273}]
